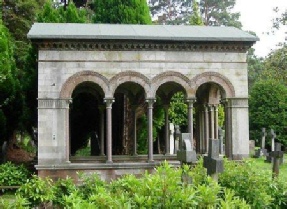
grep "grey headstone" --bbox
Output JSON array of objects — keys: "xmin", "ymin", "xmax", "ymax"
[
  {"xmin": 1, "ymin": 141, "xmax": 7, "ymax": 163},
  {"xmin": 261, "ymin": 128, "xmax": 267, "ymax": 149},
  {"xmin": 203, "ymin": 139, "xmax": 224, "ymax": 176}
]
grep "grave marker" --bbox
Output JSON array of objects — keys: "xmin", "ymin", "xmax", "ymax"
[
  {"xmin": 218, "ymin": 127, "xmax": 224, "ymax": 155},
  {"xmin": 0, "ymin": 141, "xmax": 7, "ymax": 164},
  {"xmin": 255, "ymin": 128, "xmax": 268, "ymax": 157},
  {"xmin": 203, "ymin": 139, "xmax": 224, "ymax": 182},
  {"xmin": 270, "ymin": 142, "xmax": 284, "ymax": 178}
]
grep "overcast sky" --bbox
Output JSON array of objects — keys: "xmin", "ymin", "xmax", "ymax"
[{"xmin": 234, "ymin": 0, "xmax": 287, "ymax": 57}]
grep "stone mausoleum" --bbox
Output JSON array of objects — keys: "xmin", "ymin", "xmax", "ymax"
[{"xmin": 28, "ymin": 23, "xmax": 258, "ymax": 181}]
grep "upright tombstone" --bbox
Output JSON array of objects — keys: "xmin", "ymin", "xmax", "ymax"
[
  {"xmin": 255, "ymin": 128, "xmax": 268, "ymax": 157},
  {"xmin": 177, "ymin": 133, "xmax": 197, "ymax": 164},
  {"xmin": 269, "ymin": 142, "xmax": 284, "ymax": 178},
  {"xmin": 174, "ymin": 125, "xmax": 181, "ymax": 154},
  {"xmin": 266, "ymin": 129, "xmax": 277, "ymax": 163},
  {"xmin": 218, "ymin": 127, "xmax": 224, "ymax": 155},
  {"xmin": 0, "ymin": 141, "xmax": 7, "ymax": 164},
  {"xmin": 203, "ymin": 139, "xmax": 224, "ymax": 182},
  {"xmin": 169, "ymin": 123, "xmax": 175, "ymax": 154}
]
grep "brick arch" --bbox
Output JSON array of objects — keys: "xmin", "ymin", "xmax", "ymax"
[
  {"xmin": 109, "ymin": 71, "xmax": 151, "ymax": 97},
  {"xmin": 60, "ymin": 71, "xmax": 109, "ymax": 98},
  {"xmin": 151, "ymin": 71, "xmax": 193, "ymax": 98},
  {"xmin": 191, "ymin": 72, "xmax": 235, "ymax": 98}
]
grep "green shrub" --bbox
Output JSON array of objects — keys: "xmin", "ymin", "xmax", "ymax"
[
  {"xmin": 219, "ymin": 159, "xmax": 273, "ymax": 208},
  {"xmin": 16, "ymin": 175, "xmax": 54, "ymax": 207},
  {"xmin": 0, "ymin": 162, "xmax": 30, "ymax": 188},
  {"xmin": 52, "ymin": 176, "xmax": 77, "ymax": 207}
]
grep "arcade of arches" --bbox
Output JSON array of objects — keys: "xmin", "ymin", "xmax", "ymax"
[{"xmin": 28, "ymin": 23, "xmax": 258, "ymax": 180}]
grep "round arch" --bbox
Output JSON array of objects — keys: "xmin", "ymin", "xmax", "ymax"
[
  {"xmin": 191, "ymin": 72, "xmax": 235, "ymax": 98},
  {"xmin": 60, "ymin": 71, "xmax": 109, "ymax": 98},
  {"xmin": 151, "ymin": 71, "xmax": 192, "ymax": 98},
  {"xmin": 109, "ymin": 71, "xmax": 151, "ymax": 97}
]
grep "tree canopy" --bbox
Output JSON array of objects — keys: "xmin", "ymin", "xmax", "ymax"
[
  {"xmin": 92, "ymin": 0, "xmax": 152, "ymax": 24},
  {"xmin": 249, "ymin": 79, "xmax": 287, "ymax": 146},
  {"xmin": 199, "ymin": 0, "xmax": 242, "ymax": 28}
]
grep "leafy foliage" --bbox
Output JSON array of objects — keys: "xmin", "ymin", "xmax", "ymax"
[
  {"xmin": 148, "ymin": 0, "xmax": 193, "ymax": 24},
  {"xmin": 17, "ymin": 175, "xmax": 54, "ymax": 207},
  {"xmin": 260, "ymin": 45, "xmax": 287, "ymax": 85},
  {"xmin": 0, "ymin": 162, "xmax": 30, "ymax": 187},
  {"xmin": 92, "ymin": 0, "xmax": 152, "ymax": 24},
  {"xmin": 219, "ymin": 159, "xmax": 287, "ymax": 208},
  {"xmin": 37, "ymin": 0, "xmax": 88, "ymax": 23},
  {"xmin": 189, "ymin": 0, "xmax": 203, "ymax": 25},
  {"xmin": 199, "ymin": 0, "xmax": 242, "ymax": 28},
  {"xmin": 169, "ymin": 92, "xmax": 188, "ymax": 128},
  {"xmin": 249, "ymin": 79, "xmax": 287, "ymax": 146}
]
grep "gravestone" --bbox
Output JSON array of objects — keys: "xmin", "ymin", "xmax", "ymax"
[
  {"xmin": 169, "ymin": 123, "xmax": 175, "ymax": 154},
  {"xmin": 174, "ymin": 125, "xmax": 180, "ymax": 154},
  {"xmin": 249, "ymin": 140, "xmax": 255, "ymax": 157},
  {"xmin": 177, "ymin": 133, "xmax": 197, "ymax": 164},
  {"xmin": 91, "ymin": 131, "xmax": 100, "ymax": 156},
  {"xmin": 218, "ymin": 127, "xmax": 224, "ymax": 155},
  {"xmin": 265, "ymin": 129, "xmax": 279, "ymax": 163},
  {"xmin": 254, "ymin": 128, "xmax": 268, "ymax": 157},
  {"xmin": 0, "ymin": 141, "xmax": 7, "ymax": 164},
  {"xmin": 203, "ymin": 139, "xmax": 224, "ymax": 182},
  {"xmin": 269, "ymin": 142, "xmax": 284, "ymax": 178}
]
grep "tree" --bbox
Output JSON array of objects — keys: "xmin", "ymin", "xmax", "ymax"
[
  {"xmin": 259, "ymin": 45, "xmax": 287, "ymax": 85},
  {"xmin": 37, "ymin": 1, "xmax": 88, "ymax": 23},
  {"xmin": 0, "ymin": 23, "xmax": 23, "ymax": 144},
  {"xmin": 249, "ymin": 79, "xmax": 287, "ymax": 147},
  {"xmin": 189, "ymin": 0, "xmax": 203, "ymax": 25},
  {"xmin": 148, "ymin": 0, "xmax": 193, "ymax": 24},
  {"xmin": 272, "ymin": 7, "xmax": 287, "ymax": 30},
  {"xmin": 247, "ymin": 48, "xmax": 264, "ymax": 90},
  {"xmin": 92, "ymin": 0, "xmax": 152, "ymax": 24},
  {"xmin": 199, "ymin": 0, "xmax": 242, "ymax": 28}
]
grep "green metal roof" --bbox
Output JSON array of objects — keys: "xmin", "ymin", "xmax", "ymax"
[{"xmin": 27, "ymin": 23, "xmax": 259, "ymax": 42}]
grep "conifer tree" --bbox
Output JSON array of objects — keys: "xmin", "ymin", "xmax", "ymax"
[{"xmin": 92, "ymin": 0, "xmax": 152, "ymax": 24}]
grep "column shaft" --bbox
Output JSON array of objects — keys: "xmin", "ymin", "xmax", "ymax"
[
  {"xmin": 214, "ymin": 105, "xmax": 219, "ymax": 140},
  {"xmin": 105, "ymin": 98, "xmax": 114, "ymax": 163},
  {"xmin": 204, "ymin": 104, "xmax": 209, "ymax": 153},
  {"xmin": 147, "ymin": 99, "xmax": 155, "ymax": 162},
  {"xmin": 164, "ymin": 105, "xmax": 170, "ymax": 154}
]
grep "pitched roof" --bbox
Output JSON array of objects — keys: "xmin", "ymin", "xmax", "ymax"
[{"xmin": 28, "ymin": 23, "xmax": 259, "ymax": 43}]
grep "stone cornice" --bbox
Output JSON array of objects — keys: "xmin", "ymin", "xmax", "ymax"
[{"xmin": 33, "ymin": 40, "xmax": 252, "ymax": 52}]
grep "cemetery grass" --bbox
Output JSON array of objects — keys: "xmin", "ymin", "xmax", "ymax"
[{"xmin": 249, "ymin": 155, "xmax": 287, "ymax": 179}]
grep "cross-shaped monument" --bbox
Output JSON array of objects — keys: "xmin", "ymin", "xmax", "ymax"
[
  {"xmin": 203, "ymin": 139, "xmax": 224, "ymax": 182},
  {"xmin": 269, "ymin": 142, "xmax": 284, "ymax": 178}
]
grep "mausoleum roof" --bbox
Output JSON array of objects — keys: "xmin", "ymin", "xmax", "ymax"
[{"xmin": 28, "ymin": 23, "xmax": 259, "ymax": 43}]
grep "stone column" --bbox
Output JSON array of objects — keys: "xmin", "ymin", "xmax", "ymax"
[
  {"xmin": 65, "ymin": 99, "xmax": 71, "ymax": 163},
  {"xmin": 186, "ymin": 98, "xmax": 196, "ymax": 148},
  {"xmin": 146, "ymin": 99, "xmax": 156, "ymax": 162},
  {"xmin": 222, "ymin": 99, "xmax": 231, "ymax": 159},
  {"xmin": 229, "ymin": 98, "xmax": 249, "ymax": 160},
  {"xmin": 104, "ymin": 98, "xmax": 114, "ymax": 163},
  {"xmin": 163, "ymin": 104, "xmax": 170, "ymax": 155},
  {"xmin": 132, "ymin": 105, "xmax": 138, "ymax": 156},
  {"xmin": 209, "ymin": 105, "xmax": 215, "ymax": 139},
  {"xmin": 214, "ymin": 105, "xmax": 219, "ymax": 140},
  {"xmin": 200, "ymin": 107, "xmax": 205, "ymax": 153},
  {"xmin": 99, "ymin": 105, "xmax": 105, "ymax": 156},
  {"xmin": 204, "ymin": 104, "xmax": 210, "ymax": 154}
]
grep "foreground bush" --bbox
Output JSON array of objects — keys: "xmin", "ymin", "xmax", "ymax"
[
  {"xmin": 219, "ymin": 159, "xmax": 287, "ymax": 209},
  {"xmin": 10, "ymin": 161, "xmax": 250, "ymax": 208},
  {"xmin": 0, "ymin": 162, "xmax": 30, "ymax": 188},
  {"xmin": 4, "ymin": 159, "xmax": 287, "ymax": 208}
]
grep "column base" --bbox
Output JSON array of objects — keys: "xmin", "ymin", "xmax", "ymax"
[{"xmin": 106, "ymin": 160, "xmax": 113, "ymax": 164}]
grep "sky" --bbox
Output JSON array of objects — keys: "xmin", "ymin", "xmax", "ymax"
[{"xmin": 234, "ymin": 0, "xmax": 287, "ymax": 58}]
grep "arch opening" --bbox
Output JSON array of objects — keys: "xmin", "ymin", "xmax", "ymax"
[{"xmin": 70, "ymin": 81, "xmax": 104, "ymax": 157}]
